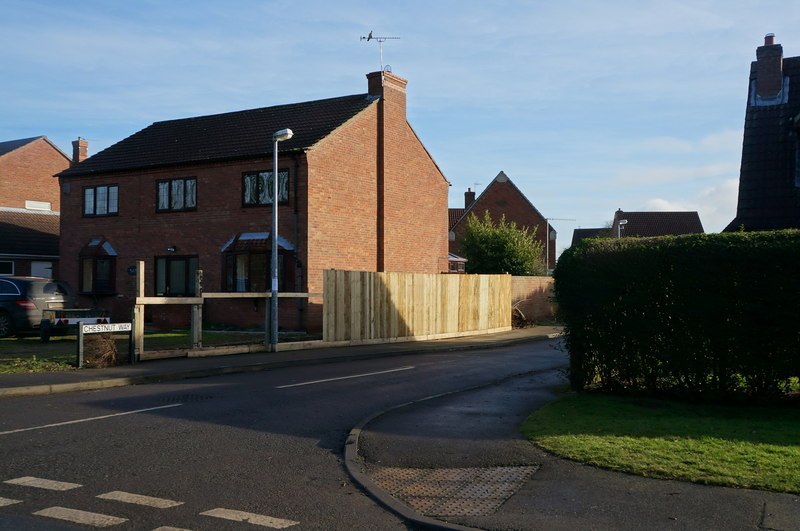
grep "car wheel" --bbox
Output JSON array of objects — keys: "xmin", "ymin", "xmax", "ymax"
[{"xmin": 0, "ymin": 311, "xmax": 12, "ymax": 339}]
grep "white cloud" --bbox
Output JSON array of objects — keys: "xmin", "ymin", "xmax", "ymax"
[
  {"xmin": 639, "ymin": 129, "xmax": 743, "ymax": 155},
  {"xmin": 643, "ymin": 178, "xmax": 739, "ymax": 233},
  {"xmin": 612, "ymin": 162, "xmax": 739, "ymax": 186}
]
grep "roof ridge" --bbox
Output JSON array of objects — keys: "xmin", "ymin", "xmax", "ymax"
[{"xmin": 152, "ymin": 93, "xmax": 370, "ymax": 126}]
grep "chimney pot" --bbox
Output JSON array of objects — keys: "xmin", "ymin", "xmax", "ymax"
[{"xmin": 765, "ymin": 33, "xmax": 776, "ymax": 46}]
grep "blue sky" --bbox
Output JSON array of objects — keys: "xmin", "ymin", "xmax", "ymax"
[{"xmin": 3, "ymin": 1, "xmax": 799, "ymax": 256}]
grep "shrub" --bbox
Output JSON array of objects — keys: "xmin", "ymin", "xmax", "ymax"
[{"xmin": 553, "ymin": 230, "xmax": 800, "ymax": 402}]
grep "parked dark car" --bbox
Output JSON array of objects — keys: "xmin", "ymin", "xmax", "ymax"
[{"xmin": 0, "ymin": 277, "xmax": 76, "ymax": 338}]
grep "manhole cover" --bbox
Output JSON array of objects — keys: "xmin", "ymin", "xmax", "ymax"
[{"xmin": 370, "ymin": 465, "xmax": 538, "ymax": 517}]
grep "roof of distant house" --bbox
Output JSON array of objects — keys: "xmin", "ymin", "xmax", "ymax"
[
  {"xmin": 450, "ymin": 171, "xmax": 551, "ymax": 233},
  {"xmin": 59, "ymin": 94, "xmax": 378, "ymax": 178},
  {"xmin": 0, "ymin": 207, "xmax": 60, "ymax": 256},
  {"xmin": 448, "ymin": 208, "xmax": 465, "ymax": 229},
  {"xmin": 613, "ymin": 210, "xmax": 704, "ymax": 237},
  {"xmin": 571, "ymin": 227, "xmax": 609, "ymax": 246}
]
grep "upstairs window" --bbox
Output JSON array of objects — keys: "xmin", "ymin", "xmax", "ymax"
[
  {"xmin": 157, "ymin": 177, "xmax": 197, "ymax": 212},
  {"xmin": 83, "ymin": 185, "xmax": 119, "ymax": 217},
  {"xmin": 242, "ymin": 170, "xmax": 289, "ymax": 206}
]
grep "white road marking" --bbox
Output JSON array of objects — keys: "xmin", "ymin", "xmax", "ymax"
[
  {"xmin": 4, "ymin": 476, "xmax": 82, "ymax": 491},
  {"xmin": 97, "ymin": 490, "xmax": 183, "ymax": 508},
  {"xmin": 276, "ymin": 366, "xmax": 415, "ymax": 388},
  {"xmin": 0, "ymin": 404, "xmax": 183, "ymax": 436},
  {"xmin": 200, "ymin": 508, "xmax": 299, "ymax": 528},
  {"xmin": 33, "ymin": 506, "xmax": 127, "ymax": 527},
  {"xmin": 0, "ymin": 496, "xmax": 22, "ymax": 506}
]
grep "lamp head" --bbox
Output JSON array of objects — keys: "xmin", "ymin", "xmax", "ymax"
[{"xmin": 273, "ymin": 128, "xmax": 294, "ymax": 142}]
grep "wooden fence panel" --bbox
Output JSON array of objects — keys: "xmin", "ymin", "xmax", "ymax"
[{"xmin": 323, "ymin": 270, "xmax": 511, "ymax": 342}]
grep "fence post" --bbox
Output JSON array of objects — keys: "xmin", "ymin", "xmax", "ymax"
[
  {"xmin": 76, "ymin": 323, "xmax": 85, "ymax": 368},
  {"xmin": 191, "ymin": 269, "xmax": 203, "ymax": 349}
]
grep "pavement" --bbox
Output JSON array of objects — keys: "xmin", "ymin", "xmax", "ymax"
[{"xmin": 1, "ymin": 326, "xmax": 799, "ymax": 530}]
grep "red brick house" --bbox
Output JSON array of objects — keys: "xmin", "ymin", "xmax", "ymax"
[
  {"xmin": 0, "ymin": 136, "xmax": 73, "ymax": 277},
  {"xmin": 725, "ymin": 34, "xmax": 800, "ymax": 232},
  {"xmin": 57, "ymin": 71, "xmax": 450, "ymax": 332},
  {"xmin": 449, "ymin": 171, "xmax": 555, "ymax": 271}
]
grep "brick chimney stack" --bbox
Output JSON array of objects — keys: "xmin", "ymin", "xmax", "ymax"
[
  {"xmin": 465, "ymin": 188, "xmax": 475, "ymax": 208},
  {"xmin": 368, "ymin": 70, "xmax": 409, "ymax": 271},
  {"xmin": 72, "ymin": 137, "xmax": 88, "ymax": 163},
  {"xmin": 755, "ymin": 33, "xmax": 783, "ymax": 100},
  {"xmin": 367, "ymin": 70, "xmax": 408, "ymax": 121}
]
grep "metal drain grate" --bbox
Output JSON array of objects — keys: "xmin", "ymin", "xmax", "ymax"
[{"xmin": 370, "ymin": 465, "xmax": 538, "ymax": 517}]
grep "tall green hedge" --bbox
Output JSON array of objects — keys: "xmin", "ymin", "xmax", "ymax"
[{"xmin": 553, "ymin": 230, "xmax": 800, "ymax": 402}]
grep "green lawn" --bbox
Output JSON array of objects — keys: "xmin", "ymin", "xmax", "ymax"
[{"xmin": 521, "ymin": 392, "xmax": 800, "ymax": 494}]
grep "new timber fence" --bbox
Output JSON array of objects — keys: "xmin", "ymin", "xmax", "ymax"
[{"xmin": 322, "ymin": 270, "xmax": 512, "ymax": 343}]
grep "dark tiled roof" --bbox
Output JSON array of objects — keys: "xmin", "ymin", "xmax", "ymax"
[
  {"xmin": 0, "ymin": 137, "xmax": 41, "ymax": 158},
  {"xmin": 614, "ymin": 211, "xmax": 704, "ymax": 237},
  {"xmin": 59, "ymin": 94, "xmax": 377, "ymax": 178},
  {"xmin": 726, "ymin": 55, "xmax": 800, "ymax": 231},
  {"xmin": 448, "ymin": 208, "xmax": 465, "ymax": 229},
  {"xmin": 571, "ymin": 228, "xmax": 609, "ymax": 246},
  {"xmin": 0, "ymin": 208, "xmax": 59, "ymax": 256}
]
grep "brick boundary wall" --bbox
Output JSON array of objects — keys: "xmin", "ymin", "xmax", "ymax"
[{"xmin": 511, "ymin": 276, "xmax": 555, "ymax": 323}]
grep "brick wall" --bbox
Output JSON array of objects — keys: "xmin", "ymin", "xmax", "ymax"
[
  {"xmin": 511, "ymin": 276, "xmax": 555, "ymax": 322},
  {"xmin": 59, "ymin": 156, "xmax": 308, "ymax": 329},
  {"xmin": 371, "ymin": 72, "xmax": 450, "ymax": 274},
  {"xmin": 0, "ymin": 137, "xmax": 68, "ymax": 210}
]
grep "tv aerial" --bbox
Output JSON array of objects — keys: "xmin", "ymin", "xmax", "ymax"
[{"xmin": 360, "ymin": 31, "xmax": 400, "ymax": 72}]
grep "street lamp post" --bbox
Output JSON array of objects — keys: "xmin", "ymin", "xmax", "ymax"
[
  {"xmin": 268, "ymin": 128, "xmax": 293, "ymax": 349},
  {"xmin": 617, "ymin": 219, "xmax": 628, "ymax": 238}
]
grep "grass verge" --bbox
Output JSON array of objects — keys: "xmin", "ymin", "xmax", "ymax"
[
  {"xmin": 0, "ymin": 329, "xmax": 320, "ymax": 373},
  {"xmin": 521, "ymin": 392, "xmax": 800, "ymax": 494}
]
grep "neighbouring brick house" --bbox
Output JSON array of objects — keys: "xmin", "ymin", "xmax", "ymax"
[
  {"xmin": 448, "ymin": 171, "xmax": 556, "ymax": 271},
  {"xmin": 0, "ymin": 136, "xmax": 74, "ymax": 277},
  {"xmin": 725, "ymin": 34, "xmax": 800, "ymax": 231},
  {"xmin": 57, "ymin": 71, "xmax": 450, "ymax": 332}
]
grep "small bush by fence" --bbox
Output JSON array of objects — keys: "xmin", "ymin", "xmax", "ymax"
[{"xmin": 554, "ymin": 230, "xmax": 800, "ymax": 402}]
